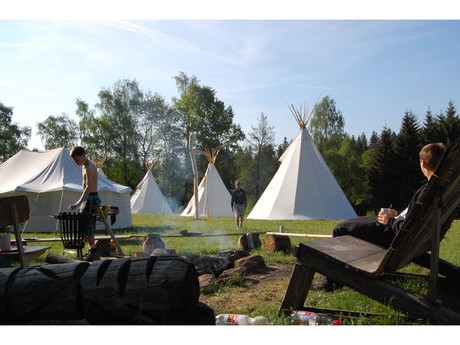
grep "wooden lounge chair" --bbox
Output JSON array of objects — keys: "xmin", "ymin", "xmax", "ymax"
[{"xmin": 279, "ymin": 148, "xmax": 460, "ymax": 324}]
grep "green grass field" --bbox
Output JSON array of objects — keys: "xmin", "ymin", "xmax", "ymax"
[{"xmin": 23, "ymin": 215, "xmax": 460, "ymax": 325}]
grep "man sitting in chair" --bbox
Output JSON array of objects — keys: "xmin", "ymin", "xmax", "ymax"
[{"xmin": 314, "ymin": 142, "xmax": 447, "ymax": 291}]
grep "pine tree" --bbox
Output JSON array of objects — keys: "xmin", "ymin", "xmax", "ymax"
[
  {"xmin": 437, "ymin": 100, "xmax": 460, "ymax": 150},
  {"xmin": 356, "ymin": 133, "xmax": 368, "ymax": 153},
  {"xmin": 393, "ymin": 111, "xmax": 422, "ymax": 210},
  {"xmin": 276, "ymin": 137, "xmax": 290, "ymax": 159},
  {"xmin": 369, "ymin": 131, "xmax": 379, "ymax": 148},
  {"xmin": 421, "ymin": 108, "xmax": 440, "ymax": 144},
  {"xmin": 367, "ymin": 127, "xmax": 398, "ymax": 211}
]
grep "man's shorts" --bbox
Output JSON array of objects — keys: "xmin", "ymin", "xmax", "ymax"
[
  {"xmin": 81, "ymin": 193, "xmax": 101, "ymax": 235},
  {"xmin": 234, "ymin": 203, "xmax": 246, "ymax": 217}
]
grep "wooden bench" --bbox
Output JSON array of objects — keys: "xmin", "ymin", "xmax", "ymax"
[{"xmin": 279, "ymin": 148, "xmax": 460, "ymax": 324}]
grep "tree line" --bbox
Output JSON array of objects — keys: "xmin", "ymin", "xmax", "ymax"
[{"xmin": 1, "ymin": 72, "xmax": 459, "ymax": 215}]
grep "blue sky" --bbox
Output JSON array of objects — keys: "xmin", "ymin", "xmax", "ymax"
[{"xmin": 1, "ymin": 3, "xmax": 460, "ymax": 151}]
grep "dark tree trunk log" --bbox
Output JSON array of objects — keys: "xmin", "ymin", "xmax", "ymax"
[
  {"xmin": 0, "ymin": 262, "xmax": 90, "ymax": 323},
  {"xmin": 0, "ymin": 256, "xmax": 214, "ymax": 325}
]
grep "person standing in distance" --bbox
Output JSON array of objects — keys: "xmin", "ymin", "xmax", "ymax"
[
  {"xmin": 69, "ymin": 146, "xmax": 101, "ymax": 262},
  {"xmin": 231, "ymin": 181, "xmax": 247, "ymax": 229}
]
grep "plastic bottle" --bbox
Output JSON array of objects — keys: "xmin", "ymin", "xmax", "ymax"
[
  {"xmin": 215, "ymin": 314, "xmax": 271, "ymax": 325},
  {"xmin": 290, "ymin": 311, "xmax": 340, "ymax": 325}
]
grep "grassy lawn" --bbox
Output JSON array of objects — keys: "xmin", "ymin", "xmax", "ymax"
[{"xmin": 22, "ymin": 215, "xmax": 460, "ymax": 325}]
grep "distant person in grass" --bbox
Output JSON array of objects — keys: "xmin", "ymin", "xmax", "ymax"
[
  {"xmin": 69, "ymin": 146, "xmax": 101, "ymax": 262},
  {"xmin": 314, "ymin": 142, "xmax": 447, "ymax": 291},
  {"xmin": 231, "ymin": 181, "xmax": 247, "ymax": 230}
]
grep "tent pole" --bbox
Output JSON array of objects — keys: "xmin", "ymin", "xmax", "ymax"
[
  {"xmin": 205, "ymin": 166, "xmax": 210, "ymax": 217},
  {"xmin": 57, "ymin": 189, "xmax": 65, "ymax": 233},
  {"xmin": 23, "ymin": 192, "xmax": 40, "ymax": 234},
  {"xmin": 189, "ymin": 133, "xmax": 199, "ymax": 220}
]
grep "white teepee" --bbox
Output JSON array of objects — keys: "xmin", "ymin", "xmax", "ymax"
[
  {"xmin": 248, "ymin": 103, "xmax": 357, "ymax": 220},
  {"xmin": 130, "ymin": 166, "xmax": 173, "ymax": 214},
  {"xmin": 181, "ymin": 148, "xmax": 233, "ymax": 218}
]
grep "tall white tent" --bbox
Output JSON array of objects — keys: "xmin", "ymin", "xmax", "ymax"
[
  {"xmin": 0, "ymin": 148, "xmax": 133, "ymax": 232},
  {"xmin": 248, "ymin": 104, "xmax": 356, "ymax": 220},
  {"xmin": 181, "ymin": 148, "xmax": 233, "ymax": 218},
  {"xmin": 130, "ymin": 169, "xmax": 173, "ymax": 214}
]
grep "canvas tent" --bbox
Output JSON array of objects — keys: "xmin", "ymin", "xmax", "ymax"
[
  {"xmin": 130, "ymin": 169, "xmax": 173, "ymax": 214},
  {"xmin": 0, "ymin": 148, "xmax": 133, "ymax": 232},
  {"xmin": 248, "ymin": 104, "xmax": 357, "ymax": 220},
  {"xmin": 181, "ymin": 148, "xmax": 233, "ymax": 218}
]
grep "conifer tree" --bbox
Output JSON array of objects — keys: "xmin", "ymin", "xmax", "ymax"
[
  {"xmin": 367, "ymin": 127, "xmax": 398, "ymax": 211},
  {"xmin": 393, "ymin": 111, "xmax": 422, "ymax": 209},
  {"xmin": 437, "ymin": 100, "xmax": 460, "ymax": 150},
  {"xmin": 369, "ymin": 131, "xmax": 379, "ymax": 148},
  {"xmin": 421, "ymin": 108, "xmax": 440, "ymax": 144},
  {"xmin": 356, "ymin": 133, "xmax": 368, "ymax": 153}
]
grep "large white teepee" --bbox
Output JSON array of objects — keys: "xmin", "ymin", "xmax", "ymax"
[
  {"xmin": 248, "ymin": 104, "xmax": 356, "ymax": 220},
  {"xmin": 181, "ymin": 148, "xmax": 233, "ymax": 218},
  {"xmin": 130, "ymin": 169, "xmax": 173, "ymax": 214}
]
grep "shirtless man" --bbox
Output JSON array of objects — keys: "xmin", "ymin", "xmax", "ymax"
[{"xmin": 69, "ymin": 146, "xmax": 100, "ymax": 261}]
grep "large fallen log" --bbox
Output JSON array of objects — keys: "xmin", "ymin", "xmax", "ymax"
[{"xmin": 0, "ymin": 256, "xmax": 215, "ymax": 325}]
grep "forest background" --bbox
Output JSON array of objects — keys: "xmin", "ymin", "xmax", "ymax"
[{"xmin": 1, "ymin": 71, "xmax": 460, "ymax": 216}]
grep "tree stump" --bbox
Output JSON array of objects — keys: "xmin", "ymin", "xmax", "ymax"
[
  {"xmin": 263, "ymin": 234, "xmax": 291, "ymax": 253},
  {"xmin": 0, "ymin": 256, "xmax": 214, "ymax": 325},
  {"xmin": 237, "ymin": 233, "xmax": 262, "ymax": 251},
  {"xmin": 142, "ymin": 234, "xmax": 166, "ymax": 255},
  {"xmin": 95, "ymin": 238, "xmax": 112, "ymax": 257}
]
